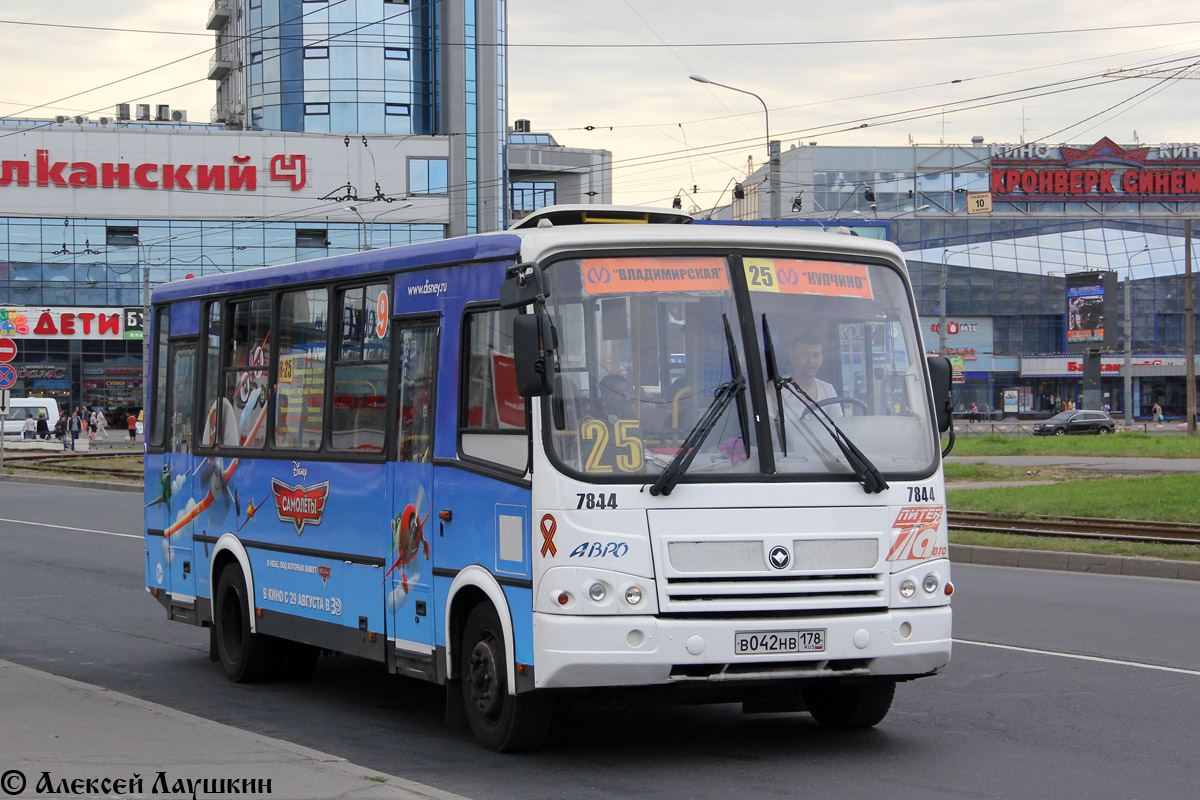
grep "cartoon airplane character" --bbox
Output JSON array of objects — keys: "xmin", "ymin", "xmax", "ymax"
[
  {"xmin": 145, "ymin": 464, "xmax": 174, "ymax": 513},
  {"xmin": 237, "ymin": 496, "xmax": 268, "ymax": 532},
  {"xmin": 145, "ymin": 461, "xmax": 203, "ymax": 514},
  {"xmin": 382, "ymin": 503, "xmax": 431, "ymax": 594}
]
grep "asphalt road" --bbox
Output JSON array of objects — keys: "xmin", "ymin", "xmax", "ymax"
[{"xmin": 1, "ymin": 480, "xmax": 1197, "ymax": 800}]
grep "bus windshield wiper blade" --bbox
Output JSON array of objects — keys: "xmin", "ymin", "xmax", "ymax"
[
  {"xmin": 649, "ymin": 315, "xmax": 748, "ymax": 497},
  {"xmin": 762, "ymin": 314, "xmax": 788, "ymax": 457},
  {"xmin": 778, "ymin": 379, "xmax": 889, "ymax": 494}
]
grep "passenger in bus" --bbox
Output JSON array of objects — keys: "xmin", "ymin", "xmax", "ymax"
[{"xmin": 598, "ymin": 373, "xmax": 633, "ymax": 420}]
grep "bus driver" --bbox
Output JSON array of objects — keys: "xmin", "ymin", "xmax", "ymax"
[
  {"xmin": 777, "ymin": 331, "xmax": 844, "ymax": 417},
  {"xmin": 768, "ymin": 332, "xmax": 843, "ymax": 424}
]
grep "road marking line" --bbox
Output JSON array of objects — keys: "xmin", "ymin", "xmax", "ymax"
[
  {"xmin": 0, "ymin": 517, "xmax": 139, "ymax": 540},
  {"xmin": 956, "ymin": 638, "xmax": 1200, "ymax": 676}
]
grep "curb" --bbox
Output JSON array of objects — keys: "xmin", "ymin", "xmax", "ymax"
[
  {"xmin": 0, "ymin": 660, "xmax": 470, "ymax": 800},
  {"xmin": 0, "ymin": 474, "xmax": 142, "ymax": 493},
  {"xmin": 950, "ymin": 543, "xmax": 1200, "ymax": 582}
]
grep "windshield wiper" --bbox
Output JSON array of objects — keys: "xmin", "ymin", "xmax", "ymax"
[
  {"xmin": 762, "ymin": 314, "xmax": 789, "ymax": 457},
  {"xmin": 649, "ymin": 315, "xmax": 748, "ymax": 497},
  {"xmin": 762, "ymin": 314, "xmax": 887, "ymax": 494},
  {"xmin": 778, "ymin": 378, "xmax": 888, "ymax": 494}
]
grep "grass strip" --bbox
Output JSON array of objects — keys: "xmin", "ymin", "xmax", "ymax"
[
  {"xmin": 945, "ymin": 432, "xmax": 1200, "ymax": 458},
  {"xmin": 947, "ymin": 472, "xmax": 1200, "ymax": 524},
  {"xmin": 945, "ymin": 472, "xmax": 1200, "ymax": 522},
  {"xmin": 950, "ymin": 530, "xmax": 1200, "ymax": 563}
]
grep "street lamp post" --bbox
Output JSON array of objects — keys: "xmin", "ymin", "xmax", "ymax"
[
  {"xmin": 689, "ymin": 74, "xmax": 780, "ymax": 220},
  {"xmin": 347, "ymin": 206, "xmax": 368, "ymax": 251},
  {"xmin": 135, "ymin": 233, "xmax": 185, "ymax": 413},
  {"xmin": 1122, "ymin": 246, "xmax": 1150, "ymax": 429},
  {"xmin": 939, "ymin": 245, "xmax": 981, "ymax": 355}
]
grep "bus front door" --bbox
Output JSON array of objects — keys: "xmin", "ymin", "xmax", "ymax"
[{"xmin": 386, "ymin": 321, "xmax": 439, "ymax": 677}]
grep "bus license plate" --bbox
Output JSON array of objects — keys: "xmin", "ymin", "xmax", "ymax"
[{"xmin": 734, "ymin": 629, "xmax": 826, "ymax": 655}]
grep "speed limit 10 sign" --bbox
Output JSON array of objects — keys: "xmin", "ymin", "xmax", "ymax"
[{"xmin": 966, "ymin": 192, "xmax": 993, "ymax": 215}]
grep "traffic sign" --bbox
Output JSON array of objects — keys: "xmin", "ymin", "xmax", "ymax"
[
  {"xmin": 0, "ymin": 364, "xmax": 14, "ymax": 389},
  {"xmin": 0, "ymin": 337, "xmax": 15, "ymax": 363},
  {"xmin": 966, "ymin": 192, "xmax": 993, "ymax": 215}
]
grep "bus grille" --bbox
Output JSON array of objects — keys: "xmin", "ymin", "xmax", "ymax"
[{"xmin": 658, "ymin": 537, "xmax": 885, "ymax": 615}]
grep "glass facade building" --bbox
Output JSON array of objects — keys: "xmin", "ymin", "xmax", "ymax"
[
  {"xmin": 0, "ymin": 118, "xmax": 448, "ymax": 413},
  {"xmin": 211, "ymin": 0, "xmax": 506, "ymax": 235},
  {"xmin": 728, "ymin": 137, "xmax": 1200, "ymax": 420}
]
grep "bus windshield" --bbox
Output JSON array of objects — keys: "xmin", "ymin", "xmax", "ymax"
[{"xmin": 540, "ymin": 252, "xmax": 937, "ymax": 482}]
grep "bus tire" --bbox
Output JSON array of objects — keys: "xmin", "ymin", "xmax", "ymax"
[
  {"xmin": 214, "ymin": 563, "xmax": 281, "ymax": 683},
  {"xmin": 802, "ymin": 679, "xmax": 895, "ymax": 729},
  {"xmin": 460, "ymin": 604, "xmax": 553, "ymax": 752}
]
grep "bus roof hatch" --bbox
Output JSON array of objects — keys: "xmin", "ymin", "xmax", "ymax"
[{"xmin": 508, "ymin": 204, "xmax": 693, "ymax": 230}]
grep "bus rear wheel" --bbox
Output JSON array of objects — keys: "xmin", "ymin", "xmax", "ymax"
[
  {"xmin": 214, "ymin": 563, "xmax": 282, "ymax": 683},
  {"xmin": 802, "ymin": 679, "xmax": 896, "ymax": 729},
  {"xmin": 460, "ymin": 604, "xmax": 553, "ymax": 752}
]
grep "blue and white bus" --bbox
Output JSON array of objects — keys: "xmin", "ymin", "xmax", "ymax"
[{"xmin": 144, "ymin": 206, "xmax": 956, "ymax": 751}]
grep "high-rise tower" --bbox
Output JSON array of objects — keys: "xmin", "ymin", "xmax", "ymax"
[{"xmin": 208, "ymin": 0, "xmax": 506, "ymax": 233}]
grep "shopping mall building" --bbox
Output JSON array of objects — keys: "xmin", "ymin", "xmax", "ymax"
[
  {"xmin": 0, "ymin": 0, "xmax": 610, "ymax": 412},
  {"xmin": 726, "ymin": 134, "xmax": 1200, "ymax": 419}
]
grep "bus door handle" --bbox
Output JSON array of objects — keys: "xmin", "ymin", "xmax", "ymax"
[{"xmin": 438, "ymin": 509, "xmax": 452, "ymax": 536}]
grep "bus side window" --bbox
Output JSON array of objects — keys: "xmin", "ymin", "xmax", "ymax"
[
  {"xmin": 275, "ymin": 289, "xmax": 328, "ymax": 450},
  {"xmin": 460, "ymin": 308, "xmax": 527, "ymax": 472},
  {"xmin": 331, "ymin": 283, "xmax": 390, "ymax": 452},
  {"xmin": 396, "ymin": 322, "xmax": 437, "ymax": 463},
  {"xmin": 168, "ymin": 342, "xmax": 196, "ymax": 452},
  {"xmin": 200, "ymin": 303, "xmax": 227, "ymax": 447},
  {"xmin": 149, "ymin": 306, "xmax": 170, "ymax": 448}
]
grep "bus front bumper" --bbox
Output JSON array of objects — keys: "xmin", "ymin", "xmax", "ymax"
[{"xmin": 532, "ymin": 606, "xmax": 951, "ymax": 689}]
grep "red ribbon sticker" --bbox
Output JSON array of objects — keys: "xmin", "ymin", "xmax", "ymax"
[{"xmin": 540, "ymin": 514, "xmax": 557, "ymax": 558}]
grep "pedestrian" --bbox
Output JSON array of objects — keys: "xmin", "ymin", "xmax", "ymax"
[
  {"xmin": 970, "ymin": 402, "xmax": 979, "ymax": 423},
  {"xmin": 67, "ymin": 408, "xmax": 82, "ymax": 450},
  {"xmin": 127, "ymin": 410, "xmax": 138, "ymax": 443},
  {"xmin": 35, "ymin": 412, "xmax": 50, "ymax": 440},
  {"xmin": 53, "ymin": 415, "xmax": 67, "ymax": 449},
  {"xmin": 1153, "ymin": 402, "xmax": 1163, "ymax": 427},
  {"xmin": 94, "ymin": 409, "xmax": 107, "ymax": 440},
  {"xmin": 87, "ymin": 410, "xmax": 98, "ymax": 441},
  {"xmin": 22, "ymin": 414, "xmax": 36, "ymax": 440}
]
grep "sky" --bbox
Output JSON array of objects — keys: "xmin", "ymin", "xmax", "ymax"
[{"xmin": 3, "ymin": 1, "xmax": 1200, "ymax": 212}]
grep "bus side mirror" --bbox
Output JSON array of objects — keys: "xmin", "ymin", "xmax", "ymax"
[
  {"xmin": 499, "ymin": 262, "xmax": 546, "ymax": 310},
  {"xmin": 513, "ymin": 311, "xmax": 557, "ymax": 397},
  {"xmin": 927, "ymin": 356, "xmax": 953, "ymax": 433}
]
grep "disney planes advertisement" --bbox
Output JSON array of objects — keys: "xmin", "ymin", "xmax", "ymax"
[{"xmin": 145, "ymin": 370, "xmax": 433, "ymax": 649}]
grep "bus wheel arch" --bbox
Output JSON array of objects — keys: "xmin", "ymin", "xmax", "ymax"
[
  {"xmin": 210, "ymin": 534, "xmax": 256, "ymax": 633},
  {"xmin": 444, "ymin": 566, "xmax": 516, "ymax": 693}
]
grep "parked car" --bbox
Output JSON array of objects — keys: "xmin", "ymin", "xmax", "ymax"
[
  {"xmin": 2, "ymin": 397, "xmax": 61, "ymax": 437},
  {"xmin": 1032, "ymin": 410, "xmax": 1117, "ymax": 436}
]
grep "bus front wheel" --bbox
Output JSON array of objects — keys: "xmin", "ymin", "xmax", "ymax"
[
  {"xmin": 214, "ymin": 563, "xmax": 282, "ymax": 683},
  {"xmin": 802, "ymin": 679, "xmax": 896, "ymax": 728},
  {"xmin": 460, "ymin": 604, "xmax": 553, "ymax": 752}
]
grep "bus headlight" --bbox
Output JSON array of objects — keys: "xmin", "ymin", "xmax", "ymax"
[
  {"xmin": 537, "ymin": 566, "xmax": 659, "ymax": 615},
  {"xmin": 922, "ymin": 573, "xmax": 940, "ymax": 594},
  {"xmin": 899, "ymin": 579, "xmax": 917, "ymax": 599}
]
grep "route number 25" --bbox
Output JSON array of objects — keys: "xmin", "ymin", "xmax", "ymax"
[{"xmin": 581, "ymin": 419, "xmax": 645, "ymax": 473}]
